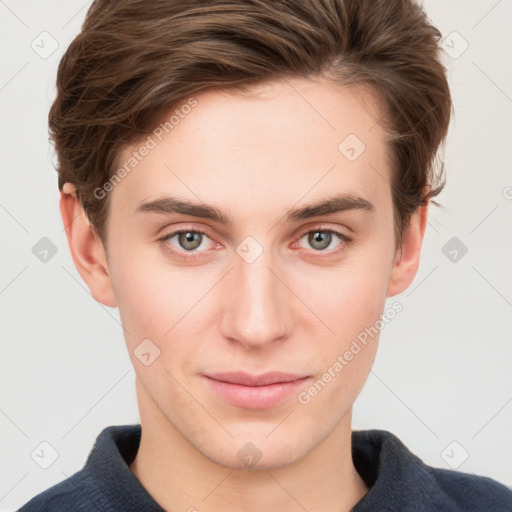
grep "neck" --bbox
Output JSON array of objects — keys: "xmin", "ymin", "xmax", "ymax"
[{"xmin": 130, "ymin": 379, "xmax": 368, "ymax": 512}]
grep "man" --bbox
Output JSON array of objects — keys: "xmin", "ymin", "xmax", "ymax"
[{"xmin": 18, "ymin": 0, "xmax": 512, "ymax": 510}]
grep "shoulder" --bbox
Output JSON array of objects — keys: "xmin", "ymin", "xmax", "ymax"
[
  {"xmin": 16, "ymin": 424, "xmax": 139, "ymax": 512},
  {"xmin": 352, "ymin": 429, "xmax": 512, "ymax": 512},
  {"xmin": 16, "ymin": 468, "xmax": 109, "ymax": 512},
  {"xmin": 430, "ymin": 466, "xmax": 512, "ymax": 511}
]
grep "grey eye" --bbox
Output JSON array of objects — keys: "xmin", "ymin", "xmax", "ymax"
[
  {"xmin": 307, "ymin": 231, "xmax": 333, "ymax": 250},
  {"xmin": 178, "ymin": 231, "xmax": 203, "ymax": 250}
]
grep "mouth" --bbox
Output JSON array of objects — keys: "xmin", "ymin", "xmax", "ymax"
[{"xmin": 203, "ymin": 372, "xmax": 311, "ymax": 409}]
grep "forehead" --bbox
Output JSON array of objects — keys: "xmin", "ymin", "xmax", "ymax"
[{"xmin": 109, "ymin": 77, "xmax": 391, "ymax": 225}]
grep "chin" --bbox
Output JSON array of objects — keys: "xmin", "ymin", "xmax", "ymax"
[
  {"xmin": 207, "ymin": 447, "xmax": 301, "ymax": 472},
  {"xmin": 194, "ymin": 429, "xmax": 314, "ymax": 472}
]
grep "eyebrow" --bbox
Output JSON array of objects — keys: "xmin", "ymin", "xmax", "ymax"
[{"xmin": 135, "ymin": 193, "xmax": 375, "ymax": 226}]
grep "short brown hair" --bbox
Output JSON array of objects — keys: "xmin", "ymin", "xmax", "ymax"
[{"xmin": 50, "ymin": 0, "xmax": 452, "ymax": 249}]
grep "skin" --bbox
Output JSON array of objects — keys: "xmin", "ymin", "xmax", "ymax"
[{"xmin": 60, "ymin": 76, "xmax": 427, "ymax": 512}]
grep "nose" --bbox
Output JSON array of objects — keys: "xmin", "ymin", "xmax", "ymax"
[{"xmin": 219, "ymin": 244, "xmax": 292, "ymax": 350}]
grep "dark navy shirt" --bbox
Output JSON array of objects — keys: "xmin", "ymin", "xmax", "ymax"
[{"xmin": 17, "ymin": 424, "xmax": 512, "ymax": 511}]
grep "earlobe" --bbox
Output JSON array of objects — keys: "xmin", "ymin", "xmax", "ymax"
[
  {"xmin": 60, "ymin": 183, "xmax": 117, "ymax": 308},
  {"xmin": 387, "ymin": 204, "xmax": 428, "ymax": 298}
]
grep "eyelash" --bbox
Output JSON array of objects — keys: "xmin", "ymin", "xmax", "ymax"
[{"xmin": 158, "ymin": 225, "xmax": 352, "ymax": 261}]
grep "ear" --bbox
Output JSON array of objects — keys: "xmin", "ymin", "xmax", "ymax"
[
  {"xmin": 387, "ymin": 203, "xmax": 428, "ymax": 297},
  {"xmin": 60, "ymin": 183, "xmax": 117, "ymax": 307}
]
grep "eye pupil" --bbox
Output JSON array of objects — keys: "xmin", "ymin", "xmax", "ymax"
[{"xmin": 308, "ymin": 231, "xmax": 331, "ymax": 250}]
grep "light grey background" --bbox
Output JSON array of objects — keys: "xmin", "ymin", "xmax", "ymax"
[{"xmin": 1, "ymin": 1, "xmax": 511, "ymax": 510}]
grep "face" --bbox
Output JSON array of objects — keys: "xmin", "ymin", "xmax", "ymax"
[{"xmin": 90, "ymin": 77, "xmax": 408, "ymax": 469}]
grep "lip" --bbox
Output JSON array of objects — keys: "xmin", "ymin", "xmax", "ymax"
[{"xmin": 204, "ymin": 372, "xmax": 310, "ymax": 409}]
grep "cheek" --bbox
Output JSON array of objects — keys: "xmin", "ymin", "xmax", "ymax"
[
  {"xmin": 290, "ymin": 244, "xmax": 392, "ymax": 394},
  {"xmin": 291, "ymin": 249, "xmax": 392, "ymax": 340},
  {"xmin": 294, "ymin": 266, "xmax": 387, "ymax": 414},
  {"xmin": 109, "ymin": 248, "xmax": 216, "ymax": 357}
]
